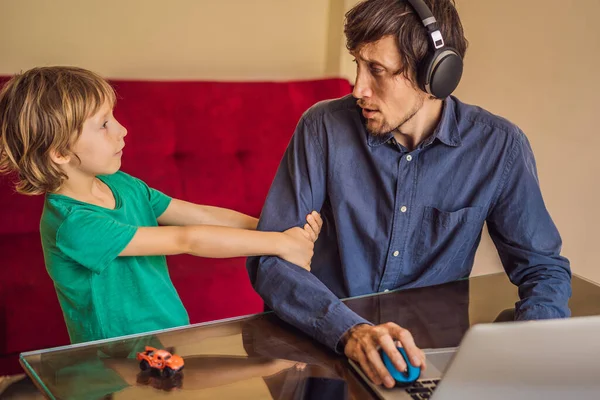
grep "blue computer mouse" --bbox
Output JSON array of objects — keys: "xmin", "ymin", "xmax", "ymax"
[{"xmin": 381, "ymin": 347, "xmax": 421, "ymax": 387}]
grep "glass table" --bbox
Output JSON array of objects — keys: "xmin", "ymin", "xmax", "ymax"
[{"xmin": 20, "ymin": 273, "xmax": 600, "ymax": 399}]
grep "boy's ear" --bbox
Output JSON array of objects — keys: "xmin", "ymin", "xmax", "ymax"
[{"xmin": 49, "ymin": 149, "xmax": 71, "ymax": 165}]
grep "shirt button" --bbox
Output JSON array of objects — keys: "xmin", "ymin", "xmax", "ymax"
[
  {"xmin": 393, "ymin": 250, "xmax": 399, "ymax": 257},
  {"xmin": 406, "ymin": 155, "xmax": 412, "ymax": 161},
  {"xmin": 400, "ymin": 206, "xmax": 407, "ymax": 213}
]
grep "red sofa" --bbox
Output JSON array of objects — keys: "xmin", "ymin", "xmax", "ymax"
[{"xmin": 0, "ymin": 77, "xmax": 352, "ymax": 375}]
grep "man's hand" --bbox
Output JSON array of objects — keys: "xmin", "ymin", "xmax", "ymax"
[
  {"xmin": 343, "ymin": 323, "xmax": 426, "ymax": 388},
  {"xmin": 303, "ymin": 211, "xmax": 323, "ymax": 242}
]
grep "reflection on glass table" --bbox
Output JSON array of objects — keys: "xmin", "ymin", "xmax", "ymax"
[{"xmin": 19, "ymin": 273, "xmax": 600, "ymax": 399}]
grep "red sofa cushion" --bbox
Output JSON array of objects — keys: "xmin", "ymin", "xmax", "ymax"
[{"xmin": 0, "ymin": 76, "xmax": 352, "ymax": 375}]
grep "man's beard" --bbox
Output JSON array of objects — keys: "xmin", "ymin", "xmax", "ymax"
[{"xmin": 365, "ymin": 96, "xmax": 425, "ymax": 136}]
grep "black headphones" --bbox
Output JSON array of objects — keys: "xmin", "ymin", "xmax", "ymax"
[{"xmin": 405, "ymin": 0, "xmax": 463, "ymax": 98}]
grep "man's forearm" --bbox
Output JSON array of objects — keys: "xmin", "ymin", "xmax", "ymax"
[
  {"xmin": 248, "ymin": 254, "xmax": 372, "ymax": 352},
  {"xmin": 514, "ymin": 263, "xmax": 572, "ymax": 320}
]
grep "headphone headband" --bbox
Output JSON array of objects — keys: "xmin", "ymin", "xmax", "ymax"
[{"xmin": 406, "ymin": 0, "xmax": 444, "ymax": 49}]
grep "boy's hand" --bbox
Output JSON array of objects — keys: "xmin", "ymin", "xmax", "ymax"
[
  {"xmin": 279, "ymin": 227, "xmax": 314, "ymax": 271},
  {"xmin": 303, "ymin": 211, "xmax": 323, "ymax": 242}
]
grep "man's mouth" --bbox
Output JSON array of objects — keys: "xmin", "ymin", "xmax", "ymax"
[
  {"xmin": 358, "ymin": 101, "xmax": 379, "ymax": 118},
  {"xmin": 361, "ymin": 107, "xmax": 379, "ymax": 119}
]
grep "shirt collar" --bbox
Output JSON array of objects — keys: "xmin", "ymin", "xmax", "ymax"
[
  {"xmin": 362, "ymin": 96, "xmax": 461, "ymax": 148},
  {"xmin": 432, "ymin": 96, "xmax": 461, "ymax": 147}
]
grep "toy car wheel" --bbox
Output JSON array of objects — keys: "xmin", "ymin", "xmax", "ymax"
[
  {"xmin": 140, "ymin": 360, "xmax": 150, "ymax": 371},
  {"xmin": 163, "ymin": 367, "xmax": 174, "ymax": 377}
]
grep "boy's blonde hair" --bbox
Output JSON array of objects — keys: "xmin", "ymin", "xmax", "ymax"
[{"xmin": 0, "ymin": 66, "xmax": 116, "ymax": 195}]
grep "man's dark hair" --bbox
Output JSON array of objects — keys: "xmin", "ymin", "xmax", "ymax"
[{"xmin": 344, "ymin": 0, "xmax": 468, "ymax": 82}]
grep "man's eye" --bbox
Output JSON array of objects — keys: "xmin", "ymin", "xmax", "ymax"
[{"xmin": 368, "ymin": 64, "xmax": 384, "ymax": 74}]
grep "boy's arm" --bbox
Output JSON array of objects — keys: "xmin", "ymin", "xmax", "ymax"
[
  {"xmin": 157, "ymin": 199, "xmax": 258, "ymax": 229},
  {"xmin": 119, "ymin": 225, "xmax": 314, "ymax": 270},
  {"xmin": 156, "ymin": 199, "xmax": 322, "ymax": 238}
]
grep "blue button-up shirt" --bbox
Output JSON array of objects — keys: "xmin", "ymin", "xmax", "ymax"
[{"xmin": 246, "ymin": 94, "xmax": 571, "ymax": 352}]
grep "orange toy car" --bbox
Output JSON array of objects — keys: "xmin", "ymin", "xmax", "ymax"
[{"xmin": 136, "ymin": 346, "xmax": 184, "ymax": 377}]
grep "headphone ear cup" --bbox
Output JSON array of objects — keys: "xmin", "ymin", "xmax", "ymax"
[
  {"xmin": 417, "ymin": 51, "xmax": 436, "ymax": 94},
  {"xmin": 421, "ymin": 47, "xmax": 463, "ymax": 99}
]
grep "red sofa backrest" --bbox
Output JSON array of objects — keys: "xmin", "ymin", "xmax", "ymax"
[
  {"xmin": 0, "ymin": 76, "xmax": 352, "ymax": 375},
  {"xmin": 0, "ymin": 78, "xmax": 352, "ymax": 232}
]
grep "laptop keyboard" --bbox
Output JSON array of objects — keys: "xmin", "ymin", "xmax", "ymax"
[{"xmin": 406, "ymin": 379, "xmax": 440, "ymax": 399}]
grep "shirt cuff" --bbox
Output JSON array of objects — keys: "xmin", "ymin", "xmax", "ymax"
[
  {"xmin": 515, "ymin": 303, "xmax": 571, "ymax": 320},
  {"xmin": 314, "ymin": 301, "xmax": 373, "ymax": 353}
]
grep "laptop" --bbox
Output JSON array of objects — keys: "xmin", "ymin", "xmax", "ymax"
[{"xmin": 349, "ymin": 315, "xmax": 600, "ymax": 399}]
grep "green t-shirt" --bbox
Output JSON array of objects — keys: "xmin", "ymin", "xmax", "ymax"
[{"xmin": 40, "ymin": 171, "xmax": 189, "ymax": 344}]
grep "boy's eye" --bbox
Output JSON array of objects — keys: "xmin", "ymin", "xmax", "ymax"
[{"xmin": 101, "ymin": 121, "xmax": 108, "ymax": 129}]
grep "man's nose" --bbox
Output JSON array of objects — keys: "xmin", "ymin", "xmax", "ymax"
[{"xmin": 353, "ymin": 71, "xmax": 372, "ymax": 99}]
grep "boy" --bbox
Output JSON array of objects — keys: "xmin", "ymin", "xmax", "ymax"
[{"xmin": 0, "ymin": 66, "xmax": 322, "ymax": 344}]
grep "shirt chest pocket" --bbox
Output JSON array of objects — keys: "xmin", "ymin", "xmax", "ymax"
[{"xmin": 416, "ymin": 206, "xmax": 483, "ymax": 264}]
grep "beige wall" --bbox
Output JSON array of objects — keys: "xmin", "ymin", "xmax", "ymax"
[
  {"xmin": 2, "ymin": 0, "xmax": 597, "ymax": 283},
  {"xmin": 0, "ymin": 0, "xmax": 332, "ymax": 80},
  {"xmin": 455, "ymin": 0, "xmax": 600, "ymax": 283}
]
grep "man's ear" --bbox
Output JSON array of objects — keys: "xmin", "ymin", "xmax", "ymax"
[{"xmin": 49, "ymin": 149, "xmax": 71, "ymax": 165}]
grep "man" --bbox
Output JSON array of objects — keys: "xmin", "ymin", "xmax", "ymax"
[{"xmin": 247, "ymin": 0, "xmax": 571, "ymax": 389}]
